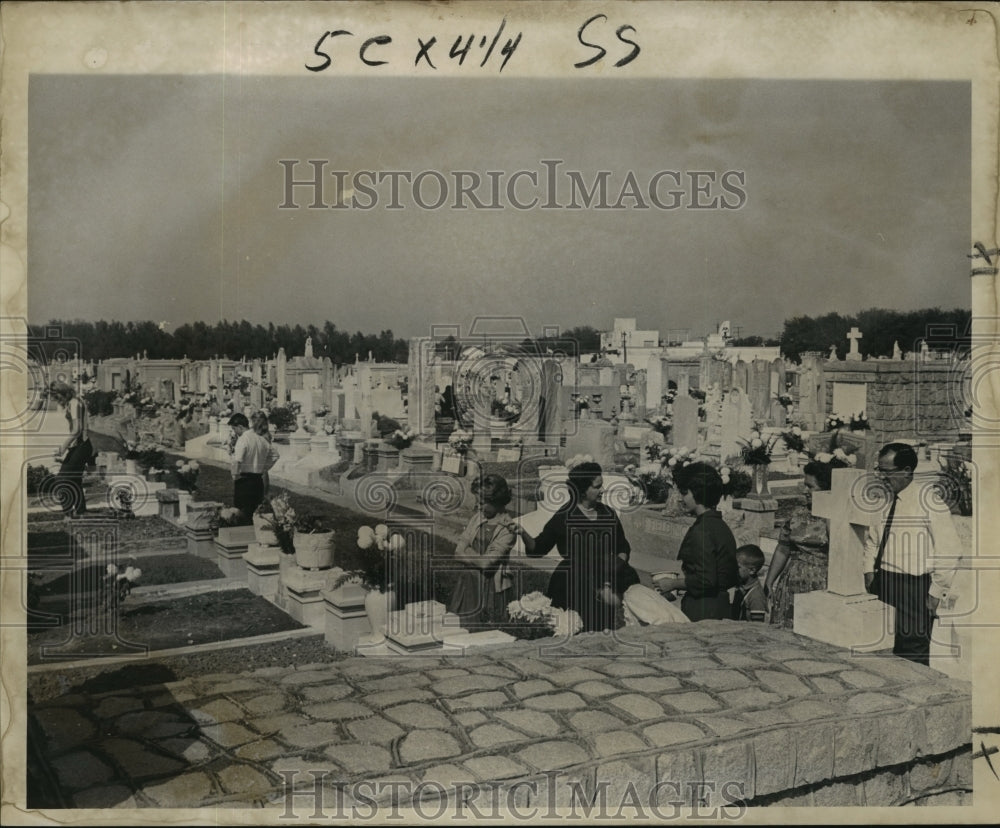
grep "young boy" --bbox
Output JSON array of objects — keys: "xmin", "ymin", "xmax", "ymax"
[{"xmin": 732, "ymin": 545, "xmax": 767, "ymax": 622}]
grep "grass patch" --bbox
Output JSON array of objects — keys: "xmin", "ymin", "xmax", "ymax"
[{"xmin": 27, "ymin": 589, "xmax": 306, "ymax": 664}]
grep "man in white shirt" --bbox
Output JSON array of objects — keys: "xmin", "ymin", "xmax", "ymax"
[
  {"xmin": 864, "ymin": 442, "xmax": 960, "ymax": 666},
  {"xmin": 229, "ymin": 413, "xmax": 279, "ymax": 520}
]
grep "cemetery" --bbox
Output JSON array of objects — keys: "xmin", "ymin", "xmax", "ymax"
[{"xmin": 23, "ymin": 323, "xmax": 978, "ymax": 811}]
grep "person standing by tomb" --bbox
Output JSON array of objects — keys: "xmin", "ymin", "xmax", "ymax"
[
  {"xmin": 446, "ymin": 475, "xmax": 517, "ymax": 630},
  {"xmin": 49, "ymin": 381, "xmax": 94, "ymax": 518},
  {"xmin": 654, "ymin": 463, "xmax": 739, "ymax": 621},
  {"xmin": 229, "ymin": 412, "xmax": 279, "ymax": 521},
  {"xmin": 517, "ymin": 461, "xmax": 640, "ymax": 632},
  {"xmin": 765, "ymin": 458, "xmax": 841, "ymax": 628},
  {"xmin": 864, "ymin": 443, "xmax": 960, "ymax": 666},
  {"xmin": 250, "ymin": 410, "xmax": 275, "ymax": 500}
]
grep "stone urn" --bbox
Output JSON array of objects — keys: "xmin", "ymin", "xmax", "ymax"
[
  {"xmin": 186, "ymin": 501, "xmax": 222, "ymax": 531},
  {"xmin": 294, "ymin": 531, "xmax": 335, "ymax": 570}
]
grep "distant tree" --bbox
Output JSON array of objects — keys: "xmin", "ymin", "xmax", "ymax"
[
  {"xmin": 780, "ymin": 307, "xmax": 970, "ymax": 362},
  {"xmin": 729, "ymin": 335, "xmax": 765, "ymax": 347}
]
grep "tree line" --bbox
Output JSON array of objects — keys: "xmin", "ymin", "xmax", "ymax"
[
  {"xmin": 779, "ymin": 307, "xmax": 971, "ymax": 363},
  {"xmin": 29, "ymin": 319, "xmax": 410, "ymax": 364},
  {"xmin": 31, "ymin": 308, "xmax": 970, "ymax": 366}
]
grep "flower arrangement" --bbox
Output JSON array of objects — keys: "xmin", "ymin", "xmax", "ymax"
[
  {"xmin": 660, "ymin": 445, "xmax": 698, "ymax": 469},
  {"xmin": 825, "ymin": 413, "xmax": 847, "ymax": 431},
  {"xmin": 575, "ymin": 395, "xmax": 591, "ymax": 410},
  {"xmin": 776, "ymin": 393, "xmax": 794, "ymax": 411},
  {"xmin": 624, "ymin": 462, "xmax": 672, "ymax": 504},
  {"xmin": 647, "ymin": 415, "xmax": 672, "ymax": 437},
  {"xmin": 100, "ymin": 561, "xmax": 142, "ymax": 614},
  {"xmin": 662, "ymin": 389, "xmax": 678, "ymax": 406},
  {"xmin": 780, "ymin": 425, "xmax": 806, "ymax": 453},
  {"xmin": 389, "ymin": 426, "xmax": 415, "ymax": 450},
  {"xmin": 737, "ymin": 430, "xmax": 779, "ymax": 466},
  {"xmin": 718, "ymin": 465, "xmax": 753, "ymax": 499},
  {"xmin": 257, "ymin": 494, "xmax": 297, "ymax": 555},
  {"xmin": 503, "ymin": 400, "xmax": 522, "ymax": 423},
  {"xmin": 217, "ymin": 507, "xmax": 245, "ymax": 527},
  {"xmin": 112, "ymin": 488, "xmax": 135, "ymax": 519},
  {"xmin": 811, "ymin": 448, "xmax": 858, "ymax": 467},
  {"xmin": 323, "ymin": 421, "xmax": 336, "ymax": 436},
  {"xmin": 506, "ymin": 591, "xmax": 583, "ymax": 639},
  {"xmin": 848, "ymin": 411, "xmax": 870, "ymax": 431},
  {"xmin": 174, "ymin": 459, "xmax": 200, "ymax": 493},
  {"xmin": 115, "ymin": 425, "xmax": 165, "ymax": 471},
  {"xmin": 448, "ymin": 428, "xmax": 474, "ymax": 454},
  {"xmin": 333, "ymin": 524, "xmax": 406, "ymax": 592}
]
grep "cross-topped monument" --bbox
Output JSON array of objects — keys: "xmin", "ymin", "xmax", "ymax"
[
  {"xmin": 793, "ymin": 467, "xmax": 894, "ymax": 650},
  {"xmin": 846, "ymin": 327, "xmax": 863, "ymax": 361}
]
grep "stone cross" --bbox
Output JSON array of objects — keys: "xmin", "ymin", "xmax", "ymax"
[
  {"xmin": 810, "ymin": 467, "xmax": 883, "ymax": 596},
  {"xmin": 846, "ymin": 327, "xmax": 863, "ymax": 361}
]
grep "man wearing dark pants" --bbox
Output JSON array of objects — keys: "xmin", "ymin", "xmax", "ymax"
[
  {"xmin": 864, "ymin": 443, "xmax": 960, "ymax": 666},
  {"xmin": 229, "ymin": 413, "xmax": 279, "ymax": 521}
]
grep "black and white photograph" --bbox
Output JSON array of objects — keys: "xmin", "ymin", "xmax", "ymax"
[{"xmin": 1, "ymin": 1, "xmax": 997, "ymax": 823}]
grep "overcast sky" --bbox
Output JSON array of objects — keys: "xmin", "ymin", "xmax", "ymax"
[{"xmin": 28, "ymin": 75, "xmax": 969, "ymax": 342}]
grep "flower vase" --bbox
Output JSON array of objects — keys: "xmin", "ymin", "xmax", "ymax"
[
  {"xmin": 252, "ymin": 512, "xmax": 278, "ymax": 546},
  {"xmin": 753, "ymin": 465, "xmax": 770, "ymax": 496},
  {"xmin": 294, "ymin": 531, "xmax": 335, "ymax": 570},
  {"xmin": 364, "ymin": 587, "xmax": 395, "ymax": 641}
]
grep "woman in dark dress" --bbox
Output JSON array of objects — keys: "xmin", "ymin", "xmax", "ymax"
[
  {"xmin": 517, "ymin": 462, "xmax": 640, "ymax": 632},
  {"xmin": 654, "ymin": 462, "xmax": 739, "ymax": 621}
]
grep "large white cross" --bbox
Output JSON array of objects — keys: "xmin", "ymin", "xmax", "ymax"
[
  {"xmin": 810, "ymin": 467, "xmax": 886, "ymax": 596},
  {"xmin": 846, "ymin": 327, "xmax": 863, "ymax": 358}
]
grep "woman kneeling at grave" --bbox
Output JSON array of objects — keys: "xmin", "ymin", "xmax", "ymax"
[
  {"xmin": 654, "ymin": 462, "xmax": 739, "ymax": 621},
  {"xmin": 516, "ymin": 461, "xmax": 640, "ymax": 632},
  {"xmin": 764, "ymin": 456, "xmax": 843, "ymax": 628},
  {"xmin": 446, "ymin": 474, "xmax": 517, "ymax": 630}
]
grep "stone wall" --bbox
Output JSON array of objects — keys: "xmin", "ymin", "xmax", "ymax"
[{"xmin": 823, "ymin": 361, "xmax": 965, "ymax": 442}]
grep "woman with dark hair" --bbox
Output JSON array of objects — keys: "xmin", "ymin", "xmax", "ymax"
[
  {"xmin": 49, "ymin": 381, "xmax": 94, "ymax": 518},
  {"xmin": 446, "ymin": 474, "xmax": 517, "ymax": 629},
  {"xmin": 764, "ymin": 458, "xmax": 839, "ymax": 628},
  {"xmin": 518, "ymin": 461, "xmax": 640, "ymax": 632},
  {"xmin": 654, "ymin": 462, "xmax": 738, "ymax": 621}
]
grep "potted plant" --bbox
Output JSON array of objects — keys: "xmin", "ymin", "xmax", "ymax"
[
  {"xmin": 388, "ymin": 426, "xmax": 414, "ymax": 450},
  {"xmin": 333, "ymin": 524, "xmax": 405, "ymax": 640},
  {"xmin": 780, "ymin": 425, "xmax": 806, "ymax": 469},
  {"xmin": 293, "ymin": 512, "xmax": 336, "ymax": 570},
  {"xmin": 253, "ymin": 495, "xmax": 289, "ymax": 550}
]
